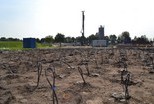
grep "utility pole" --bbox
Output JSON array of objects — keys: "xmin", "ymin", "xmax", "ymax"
[{"xmin": 81, "ymin": 11, "xmax": 85, "ymax": 45}]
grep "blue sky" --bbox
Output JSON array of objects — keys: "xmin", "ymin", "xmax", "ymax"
[{"xmin": 0, "ymin": 0, "xmax": 154, "ymax": 39}]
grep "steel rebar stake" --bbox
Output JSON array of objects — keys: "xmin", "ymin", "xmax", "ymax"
[
  {"xmin": 124, "ymin": 73, "xmax": 130, "ymax": 99},
  {"xmin": 45, "ymin": 67, "xmax": 58, "ymax": 104}
]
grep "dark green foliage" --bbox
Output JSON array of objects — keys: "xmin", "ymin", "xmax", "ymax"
[
  {"xmin": 132, "ymin": 35, "xmax": 151, "ymax": 45},
  {"xmin": 87, "ymin": 34, "xmax": 98, "ymax": 44},
  {"xmin": 44, "ymin": 35, "xmax": 54, "ymax": 44},
  {"xmin": 109, "ymin": 34, "xmax": 117, "ymax": 44},
  {"xmin": 55, "ymin": 33, "xmax": 65, "ymax": 47},
  {"xmin": 118, "ymin": 31, "xmax": 131, "ymax": 44}
]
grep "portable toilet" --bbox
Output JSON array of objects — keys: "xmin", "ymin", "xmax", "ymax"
[{"xmin": 23, "ymin": 38, "xmax": 36, "ymax": 48}]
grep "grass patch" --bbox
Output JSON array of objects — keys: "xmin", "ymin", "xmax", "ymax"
[
  {"xmin": 36, "ymin": 43, "xmax": 53, "ymax": 48},
  {"xmin": 0, "ymin": 41, "xmax": 54, "ymax": 50},
  {"xmin": 0, "ymin": 41, "xmax": 22, "ymax": 50}
]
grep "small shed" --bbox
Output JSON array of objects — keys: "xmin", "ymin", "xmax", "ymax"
[{"xmin": 23, "ymin": 38, "xmax": 36, "ymax": 48}]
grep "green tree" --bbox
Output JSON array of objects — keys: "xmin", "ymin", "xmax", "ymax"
[
  {"xmin": 109, "ymin": 34, "xmax": 117, "ymax": 44},
  {"xmin": 76, "ymin": 36, "xmax": 83, "ymax": 43},
  {"xmin": 87, "ymin": 34, "xmax": 98, "ymax": 44},
  {"xmin": 44, "ymin": 35, "xmax": 54, "ymax": 45},
  {"xmin": 132, "ymin": 35, "xmax": 150, "ymax": 45},
  {"xmin": 36, "ymin": 38, "xmax": 41, "ymax": 43},
  {"xmin": 55, "ymin": 33, "xmax": 65, "ymax": 47},
  {"xmin": 121, "ymin": 31, "xmax": 131, "ymax": 44},
  {"xmin": 71, "ymin": 37, "xmax": 75, "ymax": 42},
  {"xmin": 0, "ymin": 37, "xmax": 6, "ymax": 41},
  {"xmin": 65, "ymin": 36, "xmax": 73, "ymax": 43},
  {"xmin": 138, "ymin": 35, "xmax": 149, "ymax": 44},
  {"xmin": 118, "ymin": 31, "xmax": 131, "ymax": 44}
]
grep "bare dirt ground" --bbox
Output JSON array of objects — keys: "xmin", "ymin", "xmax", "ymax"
[{"xmin": 0, "ymin": 47, "xmax": 154, "ymax": 104}]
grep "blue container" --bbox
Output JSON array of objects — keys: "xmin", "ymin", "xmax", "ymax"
[{"xmin": 23, "ymin": 38, "xmax": 36, "ymax": 48}]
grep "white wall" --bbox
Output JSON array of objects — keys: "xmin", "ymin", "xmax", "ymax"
[{"xmin": 92, "ymin": 40, "xmax": 107, "ymax": 47}]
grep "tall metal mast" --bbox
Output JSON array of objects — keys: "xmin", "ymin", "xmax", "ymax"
[
  {"xmin": 81, "ymin": 11, "xmax": 85, "ymax": 45},
  {"xmin": 82, "ymin": 11, "xmax": 85, "ymax": 38}
]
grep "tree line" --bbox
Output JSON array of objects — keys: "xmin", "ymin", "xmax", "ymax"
[
  {"xmin": 0, "ymin": 37, "xmax": 20, "ymax": 41},
  {"xmin": 0, "ymin": 31, "xmax": 153, "ymax": 46},
  {"xmin": 41, "ymin": 32, "xmax": 153, "ymax": 46}
]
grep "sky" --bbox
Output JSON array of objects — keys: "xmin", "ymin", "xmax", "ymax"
[{"xmin": 0, "ymin": 0, "xmax": 154, "ymax": 39}]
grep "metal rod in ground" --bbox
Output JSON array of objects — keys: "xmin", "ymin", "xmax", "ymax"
[
  {"xmin": 124, "ymin": 73, "xmax": 130, "ymax": 99},
  {"xmin": 94, "ymin": 58, "xmax": 98, "ymax": 68},
  {"xmin": 51, "ymin": 67, "xmax": 58, "ymax": 104},
  {"xmin": 123, "ymin": 62, "xmax": 127, "ymax": 71},
  {"xmin": 34, "ymin": 61, "xmax": 42, "ymax": 91},
  {"xmin": 150, "ymin": 57, "xmax": 154, "ymax": 68},
  {"xmin": 61, "ymin": 60, "xmax": 72, "ymax": 69},
  {"xmin": 45, "ymin": 68, "xmax": 58, "ymax": 104},
  {"xmin": 85, "ymin": 63, "xmax": 90, "ymax": 76},
  {"xmin": 78, "ymin": 67, "xmax": 86, "ymax": 84},
  {"xmin": 121, "ymin": 70, "xmax": 124, "ymax": 84}
]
